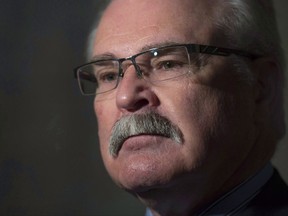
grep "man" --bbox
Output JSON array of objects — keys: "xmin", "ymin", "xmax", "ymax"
[{"xmin": 74, "ymin": 0, "xmax": 288, "ymax": 215}]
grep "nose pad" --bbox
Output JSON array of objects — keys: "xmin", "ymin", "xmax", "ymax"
[
  {"xmin": 119, "ymin": 67, "xmax": 124, "ymax": 78},
  {"xmin": 120, "ymin": 59, "xmax": 143, "ymax": 79},
  {"xmin": 131, "ymin": 59, "xmax": 143, "ymax": 78}
]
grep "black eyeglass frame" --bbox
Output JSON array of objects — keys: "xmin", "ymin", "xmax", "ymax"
[{"xmin": 74, "ymin": 43, "xmax": 260, "ymax": 95}]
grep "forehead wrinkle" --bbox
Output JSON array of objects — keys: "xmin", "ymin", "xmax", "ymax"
[
  {"xmin": 92, "ymin": 41, "xmax": 186, "ymax": 62},
  {"xmin": 93, "ymin": 0, "xmax": 218, "ymax": 58},
  {"xmin": 94, "ymin": 25, "xmax": 160, "ymax": 48},
  {"xmin": 94, "ymin": 25, "xmax": 199, "ymax": 58},
  {"xmin": 93, "ymin": 25, "xmax": 163, "ymax": 57}
]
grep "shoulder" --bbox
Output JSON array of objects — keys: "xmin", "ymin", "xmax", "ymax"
[{"xmin": 241, "ymin": 169, "xmax": 288, "ymax": 215}]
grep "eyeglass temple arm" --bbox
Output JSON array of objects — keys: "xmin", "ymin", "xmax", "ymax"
[{"xmin": 187, "ymin": 44, "xmax": 259, "ymax": 59}]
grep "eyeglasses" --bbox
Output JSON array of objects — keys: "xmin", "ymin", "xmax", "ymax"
[{"xmin": 74, "ymin": 43, "xmax": 258, "ymax": 96}]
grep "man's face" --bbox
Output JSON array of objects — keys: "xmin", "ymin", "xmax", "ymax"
[{"xmin": 92, "ymin": 0, "xmax": 257, "ymax": 195}]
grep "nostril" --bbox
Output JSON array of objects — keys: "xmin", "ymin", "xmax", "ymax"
[
  {"xmin": 117, "ymin": 84, "xmax": 146, "ymax": 110},
  {"xmin": 127, "ymin": 98, "xmax": 150, "ymax": 112},
  {"xmin": 116, "ymin": 79, "xmax": 160, "ymax": 112},
  {"xmin": 116, "ymin": 66, "xmax": 160, "ymax": 112}
]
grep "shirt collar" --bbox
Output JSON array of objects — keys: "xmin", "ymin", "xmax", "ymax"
[{"xmin": 145, "ymin": 163, "xmax": 273, "ymax": 216}]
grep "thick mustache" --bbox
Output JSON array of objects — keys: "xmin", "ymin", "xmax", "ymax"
[{"xmin": 109, "ymin": 112, "xmax": 183, "ymax": 157}]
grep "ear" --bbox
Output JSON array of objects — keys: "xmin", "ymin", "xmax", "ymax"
[{"xmin": 251, "ymin": 57, "xmax": 281, "ymax": 122}]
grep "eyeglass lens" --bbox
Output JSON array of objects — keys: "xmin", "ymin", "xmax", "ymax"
[{"xmin": 76, "ymin": 46, "xmax": 191, "ymax": 95}]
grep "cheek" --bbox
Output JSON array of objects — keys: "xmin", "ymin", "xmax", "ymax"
[
  {"xmin": 203, "ymin": 90, "xmax": 254, "ymax": 162},
  {"xmin": 163, "ymin": 83, "xmax": 216, "ymax": 135},
  {"xmin": 94, "ymin": 100, "xmax": 117, "ymax": 156},
  {"xmin": 94, "ymin": 101, "xmax": 122, "ymax": 179},
  {"xmin": 94, "ymin": 99, "xmax": 118, "ymax": 133},
  {"xmin": 154, "ymin": 85, "xmax": 215, "ymax": 170},
  {"xmin": 165, "ymin": 83, "xmax": 253, "ymax": 170},
  {"xmin": 181, "ymin": 89, "xmax": 219, "ymax": 157}
]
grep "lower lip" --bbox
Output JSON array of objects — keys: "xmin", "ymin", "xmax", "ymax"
[{"xmin": 120, "ymin": 135, "xmax": 166, "ymax": 153}]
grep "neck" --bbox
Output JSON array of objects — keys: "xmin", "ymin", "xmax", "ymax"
[
  {"xmin": 134, "ymin": 160, "xmax": 272, "ymax": 216},
  {"xmin": 134, "ymin": 172, "xmax": 234, "ymax": 216}
]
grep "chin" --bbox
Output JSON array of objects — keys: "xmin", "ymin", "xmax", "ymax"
[{"xmin": 109, "ymin": 150, "xmax": 188, "ymax": 193}]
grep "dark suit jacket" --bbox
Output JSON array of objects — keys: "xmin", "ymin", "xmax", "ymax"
[{"xmin": 241, "ymin": 169, "xmax": 288, "ymax": 215}]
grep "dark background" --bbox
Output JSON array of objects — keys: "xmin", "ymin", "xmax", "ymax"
[{"xmin": 0, "ymin": 1, "xmax": 287, "ymax": 215}]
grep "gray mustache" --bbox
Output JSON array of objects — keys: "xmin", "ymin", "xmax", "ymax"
[{"xmin": 109, "ymin": 112, "xmax": 183, "ymax": 157}]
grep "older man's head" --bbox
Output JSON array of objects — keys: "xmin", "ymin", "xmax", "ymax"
[{"xmin": 75, "ymin": 0, "xmax": 285, "ymax": 214}]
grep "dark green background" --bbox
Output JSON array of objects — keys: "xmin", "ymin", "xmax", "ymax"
[{"xmin": 0, "ymin": 1, "xmax": 287, "ymax": 215}]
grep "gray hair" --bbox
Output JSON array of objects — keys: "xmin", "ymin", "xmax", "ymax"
[{"xmin": 212, "ymin": 0, "xmax": 285, "ymax": 140}]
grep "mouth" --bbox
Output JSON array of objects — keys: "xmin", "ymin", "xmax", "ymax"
[{"xmin": 111, "ymin": 133, "xmax": 171, "ymax": 157}]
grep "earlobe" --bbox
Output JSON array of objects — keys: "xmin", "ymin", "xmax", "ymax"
[{"xmin": 252, "ymin": 57, "xmax": 280, "ymax": 121}]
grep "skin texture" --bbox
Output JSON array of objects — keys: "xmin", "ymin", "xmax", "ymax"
[{"xmin": 92, "ymin": 0, "xmax": 279, "ymax": 215}]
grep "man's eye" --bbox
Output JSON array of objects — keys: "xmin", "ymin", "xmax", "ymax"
[
  {"xmin": 162, "ymin": 61, "xmax": 180, "ymax": 69},
  {"xmin": 98, "ymin": 72, "xmax": 118, "ymax": 83},
  {"xmin": 157, "ymin": 60, "xmax": 183, "ymax": 70},
  {"xmin": 151, "ymin": 54, "xmax": 188, "ymax": 71}
]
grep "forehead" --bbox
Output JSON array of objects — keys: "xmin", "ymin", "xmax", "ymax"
[{"xmin": 93, "ymin": 0, "xmax": 219, "ymax": 56}]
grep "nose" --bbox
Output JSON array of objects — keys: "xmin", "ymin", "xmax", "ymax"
[{"xmin": 116, "ymin": 65, "xmax": 159, "ymax": 112}]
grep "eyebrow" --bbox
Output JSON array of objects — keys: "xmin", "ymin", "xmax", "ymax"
[
  {"xmin": 90, "ymin": 53, "xmax": 116, "ymax": 62},
  {"xmin": 139, "ymin": 41, "xmax": 181, "ymax": 52},
  {"xmin": 90, "ymin": 41, "xmax": 181, "ymax": 62}
]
